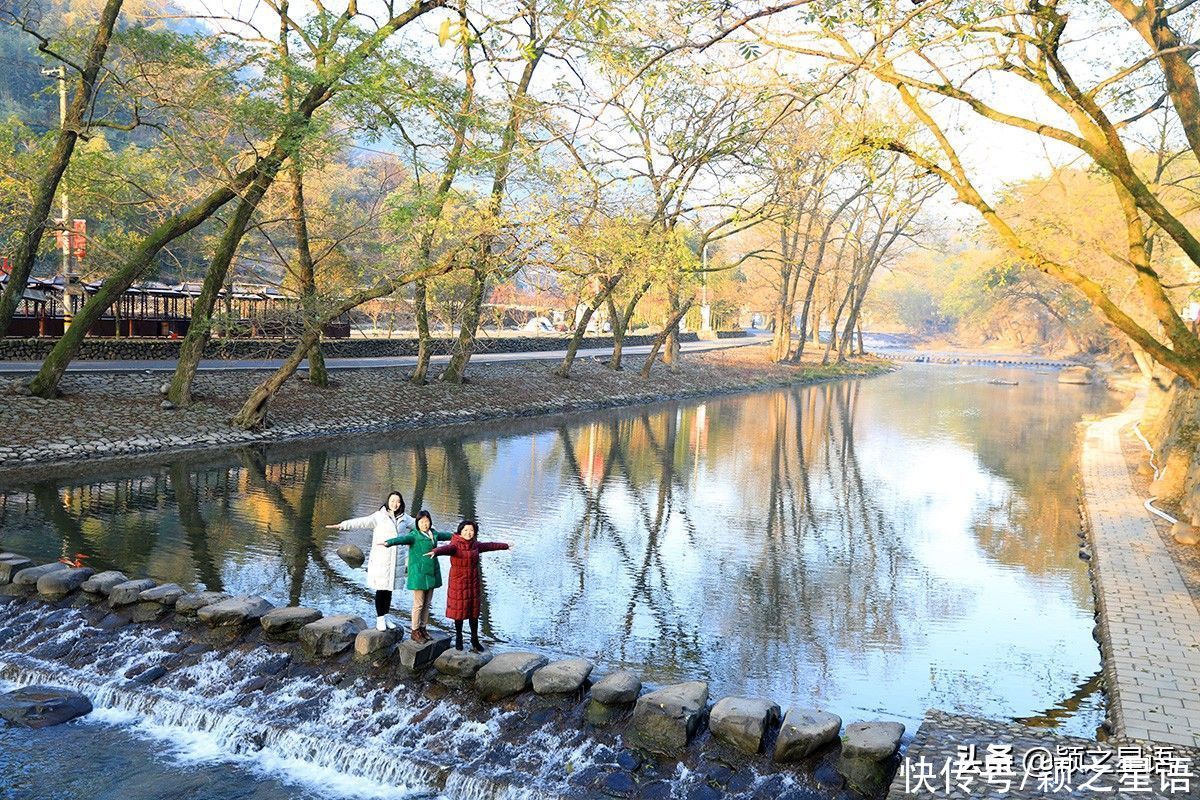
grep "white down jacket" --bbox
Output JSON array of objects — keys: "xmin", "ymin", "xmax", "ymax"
[{"xmin": 337, "ymin": 507, "xmax": 415, "ymax": 592}]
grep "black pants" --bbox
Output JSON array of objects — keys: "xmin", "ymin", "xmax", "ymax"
[
  {"xmin": 454, "ymin": 618, "xmax": 479, "ymax": 649},
  {"xmin": 374, "ymin": 590, "xmax": 392, "ymax": 617}
]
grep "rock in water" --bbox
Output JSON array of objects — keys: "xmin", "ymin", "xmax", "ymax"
[
  {"xmin": 260, "ymin": 607, "xmax": 323, "ymax": 640},
  {"xmin": 336, "ymin": 544, "xmax": 365, "ymax": 568},
  {"xmin": 299, "ymin": 614, "xmax": 366, "ymax": 657},
  {"xmin": 434, "ymin": 648, "xmax": 492, "ymax": 679},
  {"xmin": 81, "ymin": 570, "xmax": 128, "ymax": 595},
  {"xmin": 109, "ymin": 579, "xmax": 158, "ymax": 606},
  {"xmin": 773, "ymin": 707, "xmax": 842, "ymax": 762},
  {"xmin": 139, "ymin": 583, "xmax": 185, "ymax": 606},
  {"xmin": 475, "ymin": 652, "xmax": 548, "ymax": 700},
  {"xmin": 197, "ymin": 595, "xmax": 275, "ymax": 627},
  {"xmin": 532, "ymin": 658, "xmax": 593, "ymax": 695},
  {"xmin": 0, "ymin": 555, "xmax": 34, "ymax": 585},
  {"xmin": 591, "ymin": 670, "xmax": 641, "ymax": 705},
  {"xmin": 10, "ymin": 563, "xmax": 67, "ymax": 593},
  {"xmin": 397, "ymin": 633, "xmax": 452, "ymax": 672},
  {"xmin": 631, "ymin": 681, "xmax": 709, "ymax": 754},
  {"xmin": 708, "ymin": 695, "xmax": 781, "ymax": 754},
  {"xmin": 354, "ymin": 628, "xmax": 400, "ymax": 660},
  {"xmin": 175, "ymin": 591, "xmax": 230, "ymax": 616},
  {"xmin": 0, "ymin": 686, "xmax": 92, "ymax": 729},
  {"xmin": 841, "ymin": 720, "xmax": 904, "ymax": 760},
  {"xmin": 837, "ymin": 722, "xmax": 905, "ymax": 795},
  {"xmin": 37, "ymin": 567, "xmax": 95, "ymax": 601}
]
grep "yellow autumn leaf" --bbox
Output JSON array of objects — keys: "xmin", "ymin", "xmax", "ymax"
[{"xmin": 438, "ymin": 18, "xmax": 451, "ymax": 46}]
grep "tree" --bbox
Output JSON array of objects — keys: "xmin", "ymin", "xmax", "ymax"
[
  {"xmin": 26, "ymin": 0, "xmax": 449, "ymax": 399},
  {"xmin": 0, "ymin": 0, "xmax": 125, "ymax": 337}
]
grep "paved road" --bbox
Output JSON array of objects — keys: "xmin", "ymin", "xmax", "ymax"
[
  {"xmin": 1083, "ymin": 391, "xmax": 1200, "ymax": 747},
  {"xmin": 0, "ymin": 336, "xmax": 762, "ymax": 374}
]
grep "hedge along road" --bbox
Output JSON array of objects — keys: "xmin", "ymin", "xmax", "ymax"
[{"xmin": 0, "ymin": 335, "xmax": 761, "ymax": 374}]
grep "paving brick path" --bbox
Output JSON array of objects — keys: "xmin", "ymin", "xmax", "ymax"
[{"xmin": 1082, "ymin": 394, "xmax": 1200, "ymax": 748}]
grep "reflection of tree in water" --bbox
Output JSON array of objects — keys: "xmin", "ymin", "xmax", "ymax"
[
  {"xmin": 237, "ymin": 448, "xmax": 360, "ymax": 606},
  {"xmin": 169, "ymin": 463, "xmax": 224, "ymax": 592}
]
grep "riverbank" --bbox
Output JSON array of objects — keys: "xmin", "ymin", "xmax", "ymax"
[{"xmin": 0, "ymin": 344, "xmax": 891, "ymax": 478}]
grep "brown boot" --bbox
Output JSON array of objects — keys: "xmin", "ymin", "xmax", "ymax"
[{"xmin": 410, "ymin": 628, "xmax": 423, "ymax": 642}]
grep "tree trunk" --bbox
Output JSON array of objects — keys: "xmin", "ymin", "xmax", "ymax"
[
  {"xmin": 29, "ymin": 168, "xmax": 260, "ymax": 397},
  {"xmin": 291, "ymin": 164, "xmax": 327, "ymax": 387},
  {"xmin": 640, "ymin": 299, "xmax": 695, "ymax": 379},
  {"xmin": 231, "ymin": 261, "xmax": 457, "ymax": 429},
  {"xmin": 557, "ymin": 275, "xmax": 621, "ymax": 378},
  {"xmin": 608, "ymin": 280, "xmax": 651, "ymax": 370},
  {"xmin": 24, "ymin": 0, "xmax": 445, "ymax": 397},
  {"xmin": 168, "ymin": 162, "xmax": 283, "ymax": 405},
  {"xmin": 440, "ymin": 269, "xmax": 485, "ymax": 384},
  {"xmin": 0, "ymin": 0, "xmax": 124, "ymax": 338},
  {"xmin": 411, "ymin": 280, "xmax": 433, "ymax": 384}
]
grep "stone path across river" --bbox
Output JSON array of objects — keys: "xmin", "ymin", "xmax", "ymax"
[{"xmin": 1083, "ymin": 393, "xmax": 1200, "ymax": 748}]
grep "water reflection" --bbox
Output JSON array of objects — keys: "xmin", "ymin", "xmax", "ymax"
[{"xmin": 0, "ymin": 366, "xmax": 1118, "ymax": 734}]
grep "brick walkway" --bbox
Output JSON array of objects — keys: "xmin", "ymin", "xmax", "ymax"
[{"xmin": 1083, "ymin": 393, "xmax": 1200, "ymax": 748}]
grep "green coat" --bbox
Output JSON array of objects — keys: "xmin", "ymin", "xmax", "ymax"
[{"xmin": 385, "ymin": 529, "xmax": 453, "ymax": 590}]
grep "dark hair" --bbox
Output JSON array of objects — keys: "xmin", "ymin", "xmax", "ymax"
[
  {"xmin": 416, "ymin": 510, "xmax": 433, "ymax": 526},
  {"xmin": 382, "ymin": 491, "xmax": 406, "ymax": 516},
  {"xmin": 456, "ymin": 519, "xmax": 478, "ymax": 536}
]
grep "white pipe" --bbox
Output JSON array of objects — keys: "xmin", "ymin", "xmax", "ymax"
[{"xmin": 1133, "ymin": 422, "xmax": 1179, "ymax": 525}]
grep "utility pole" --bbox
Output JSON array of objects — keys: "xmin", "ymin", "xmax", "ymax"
[
  {"xmin": 42, "ymin": 65, "xmax": 73, "ymax": 321},
  {"xmin": 700, "ymin": 241, "xmax": 712, "ymax": 333}
]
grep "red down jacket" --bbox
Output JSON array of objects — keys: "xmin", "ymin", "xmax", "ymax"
[{"xmin": 430, "ymin": 533, "xmax": 509, "ymax": 620}]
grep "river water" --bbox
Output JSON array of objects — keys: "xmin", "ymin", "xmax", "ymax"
[{"xmin": 0, "ymin": 364, "xmax": 1120, "ymax": 797}]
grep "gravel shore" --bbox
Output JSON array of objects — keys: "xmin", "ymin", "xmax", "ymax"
[{"xmin": 0, "ymin": 344, "xmax": 891, "ymax": 476}]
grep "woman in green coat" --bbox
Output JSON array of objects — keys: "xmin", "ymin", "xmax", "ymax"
[{"xmin": 385, "ymin": 510, "xmax": 452, "ymax": 642}]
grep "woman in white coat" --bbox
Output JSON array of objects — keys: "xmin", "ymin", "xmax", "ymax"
[{"xmin": 326, "ymin": 490, "xmax": 415, "ymax": 631}]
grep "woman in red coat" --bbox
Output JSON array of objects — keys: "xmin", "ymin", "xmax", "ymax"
[{"xmin": 426, "ymin": 519, "xmax": 511, "ymax": 652}]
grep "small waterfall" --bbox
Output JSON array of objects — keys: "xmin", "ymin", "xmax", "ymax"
[{"xmin": 0, "ymin": 604, "xmax": 610, "ymax": 800}]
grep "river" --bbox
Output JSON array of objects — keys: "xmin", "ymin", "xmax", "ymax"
[{"xmin": 0, "ymin": 363, "xmax": 1121, "ymax": 798}]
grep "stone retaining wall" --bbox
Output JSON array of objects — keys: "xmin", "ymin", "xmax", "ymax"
[
  {"xmin": 0, "ymin": 330, "xmax": 750, "ymax": 362},
  {"xmin": 0, "ymin": 548, "xmax": 904, "ymax": 797}
]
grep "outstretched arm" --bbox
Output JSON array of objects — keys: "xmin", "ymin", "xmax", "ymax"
[
  {"xmin": 428, "ymin": 543, "xmax": 456, "ymax": 558},
  {"xmin": 435, "ymin": 530, "xmax": 453, "ymax": 542},
  {"xmin": 327, "ymin": 514, "xmax": 375, "ymax": 530},
  {"xmin": 478, "ymin": 542, "xmax": 510, "ymax": 553},
  {"xmin": 384, "ymin": 533, "xmax": 415, "ymax": 547}
]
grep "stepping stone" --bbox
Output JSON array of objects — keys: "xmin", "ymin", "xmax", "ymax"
[
  {"xmin": 11, "ymin": 563, "xmax": 67, "ymax": 593},
  {"xmin": 475, "ymin": 651, "xmax": 547, "ymax": 700},
  {"xmin": 36, "ymin": 567, "xmax": 94, "ymax": 601},
  {"xmin": 354, "ymin": 628, "xmax": 400, "ymax": 660},
  {"xmin": 299, "ymin": 614, "xmax": 366, "ymax": 657},
  {"xmin": 841, "ymin": 721, "xmax": 904, "ymax": 760},
  {"xmin": 81, "ymin": 571, "xmax": 128, "ymax": 595},
  {"xmin": 197, "ymin": 595, "xmax": 275, "ymax": 627},
  {"xmin": 709, "ymin": 696, "xmax": 781, "ymax": 755},
  {"xmin": 591, "ymin": 670, "xmax": 641, "ymax": 705},
  {"xmin": 631, "ymin": 681, "xmax": 709, "ymax": 754},
  {"xmin": 336, "ymin": 544, "xmax": 364, "ymax": 568},
  {"xmin": 109, "ymin": 579, "xmax": 158, "ymax": 606},
  {"xmin": 130, "ymin": 600, "xmax": 173, "ymax": 622},
  {"xmin": 0, "ymin": 555, "xmax": 33, "ymax": 585},
  {"xmin": 260, "ymin": 607, "xmax": 322, "ymax": 640},
  {"xmin": 397, "ymin": 633, "xmax": 452, "ymax": 672},
  {"xmin": 532, "ymin": 658, "xmax": 593, "ymax": 695},
  {"xmin": 433, "ymin": 648, "xmax": 491, "ymax": 679},
  {"xmin": 139, "ymin": 583, "xmax": 185, "ymax": 606},
  {"xmin": 773, "ymin": 707, "xmax": 842, "ymax": 762},
  {"xmin": 175, "ymin": 591, "xmax": 230, "ymax": 616},
  {"xmin": 0, "ymin": 685, "xmax": 92, "ymax": 729}
]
